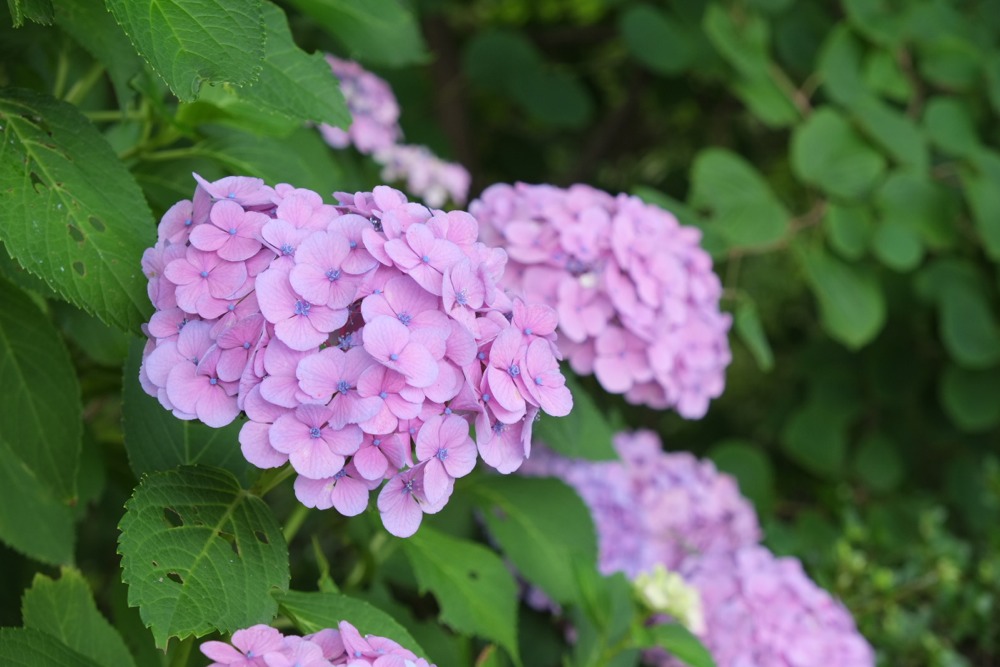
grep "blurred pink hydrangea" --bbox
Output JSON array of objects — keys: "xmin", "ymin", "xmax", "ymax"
[
  {"xmin": 319, "ymin": 56, "xmax": 470, "ymax": 208},
  {"xmin": 200, "ymin": 621, "xmax": 436, "ymax": 667},
  {"xmin": 471, "ymin": 183, "xmax": 731, "ymax": 418},
  {"xmin": 140, "ymin": 174, "xmax": 572, "ymax": 537},
  {"xmin": 519, "ymin": 430, "xmax": 760, "ymax": 577}
]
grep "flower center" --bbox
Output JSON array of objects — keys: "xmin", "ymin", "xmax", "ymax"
[
  {"xmin": 184, "ymin": 218, "xmax": 192, "ymax": 227},
  {"xmin": 228, "ymin": 227, "xmax": 237, "ymax": 235},
  {"xmin": 337, "ymin": 380, "xmax": 350, "ymax": 393},
  {"xmin": 294, "ymin": 300, "xmax": 311, "ymax": 316},
  {"xmin": 309, "ymin": 427, "xmax": 322, "ymax": 439},
  {"xmin": 326, "ymin": 268, "xmax": 341, "ymax": 281},
  {"xmin": 199, "ymin": 270, "xmax": 209, "ymax": 278},
  {"xmin": 436, "ymin": 448, "xmax": 449, "ymax": 461},
  {"xmin": 397, "ymin": 312, "xmax": 412, "ymax": 326},
  {"xmin": 534, "ymin": 376, "xmax": 544, "ymax": 385},
  {"xmin": 334, "ymin": 469, "xmax": 347, "ymax": 479},
  {"xmin": 372, "ymin": 439, "xmax": 381, "ymax": 447},
  {"xmin": 456, "ymin": 290, "xmax": 468, "ymax": 305},
  {"xmin": 421, "ymin": 254, "xmax": 430, "ymax": 263},
  {"xmin": 243, "ymin": 341, "xmax": 251, "ymax": 350},
  {"xmin": 379, "ymin": 391, "xmax": 388, "ymax": 399},
  {"xmin": 389, "ymin": 353, "xmax": 399, "ymax": 361},
  {"xmin": 524, "ymin": 327, "xmax": 533, "ymax": 335},
  {"xmin": 280, "ymin": 243, "xmax": 294, "ymax": 255},
  {"xmin": 508, "ymin": 364, "xmax": 520, "ymax": 377},
  {"xmin": 349, "ymin": 240, "xmax": 357, "ymax": 249},
  {"xmin": 209, "ymin": 377, "xmax": 218, "ymax": 385}
]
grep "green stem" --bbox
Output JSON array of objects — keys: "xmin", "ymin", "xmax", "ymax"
[
  {"xmin": 138, "ymin": 146, "xmax": 208, "ymax": 162},
  {"xmin": 52, "ymin": 48, "xmax": 70, "ymax": 99},
  {"xmin": 251, "ymin": 464, "xmax": 296, "ymax": 497},
  {"xmin": 85, "ymin": 109, "xmax": 146, "ymax": 122},
  {"xmin": 283, "ymin": 503, "xmax": 310, "ymax": 543},
  {"xmin": 167, "ymin": 636, "xmax": 194, "ymax": 667},
  {"xmin": 63, "ymin": 63, "xmax": 106, "ymax": 106}
]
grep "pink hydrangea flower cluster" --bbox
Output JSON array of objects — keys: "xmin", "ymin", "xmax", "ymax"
[
  {"xmin": 520, "ymin": 430, "xmax": 760, "ymax": 577},
  {"xmin": 470, "ymin": 183, "xmax": 732, "ymax": 418},
  {"xmin": 139, "ymin": 174, "xmax": 572, "ymax": 537},
  {"xmin": 664, "ymin": 546, "xmax": 875, "ymax": 667},
  {"xmin": 319, "ymin": 56, "xmax": 470, "ymax": 208},
  {"xmin": 200, "ymin": 621, "xmax": 436, "ymax": 667}
]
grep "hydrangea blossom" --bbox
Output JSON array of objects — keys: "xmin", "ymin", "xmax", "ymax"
[
  {"xmin": 519, "ymin": 430, "xmax": 760, "ymax": 577},
  {"xmin": 318, "ymin": 56, "xmax": 471, "ymax": 208},
  {"xmin": 471, "ymin": 183, "xmax": 731, "ymax": 418},
  {"xmin": 200, "ymin": 621, "xmax": 436, "ymax": 667},
  {"xmin": 140, "ymin": 175, "xmax": 572, "ymax": 537},
  {"xmin": 661, "ymin": 546, "xmax": 875, "ymax": 667}
]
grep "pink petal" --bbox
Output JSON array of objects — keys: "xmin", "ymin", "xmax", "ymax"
[
  {"xmin": 240, "ymin": 422, "xmax": 288, "ymax": 468},
  {"xmin": 331, "ymin": 476, "xmax": 370, "ymax": 516}
]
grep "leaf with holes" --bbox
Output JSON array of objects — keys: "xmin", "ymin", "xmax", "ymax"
[
  {"xmin": 276, "ymin": 591, "xmax": 426, "ymax": 655},
  {"xmin": 22, "ymin": 568, "xmax": 136, "ymax": 667},
  {"xmin": 0, "ymin": 628, "xmax": 102, "ymax": 667},
  {"xmin": 117, "ymin": 466, "xmax": 289, "ymax": 648},
  {"xmin": 402, "ymin": 525, "xmax": 520, "ymax": 664},
  {"xmin": 0, "ymin": 88, "xmax": 155, "ymax": 333},
  {"xmin": 122, "ymin": 339, "xmax": 251, "ymax": 484},
  {"xmin": 104, "ymin": 0, "xmax": 264, "ymax": 101}
]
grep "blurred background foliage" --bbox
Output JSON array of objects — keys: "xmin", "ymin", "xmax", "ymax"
[{"xmin": 3, "ymin": 0, "xmax": 1000, "ymax": 665}]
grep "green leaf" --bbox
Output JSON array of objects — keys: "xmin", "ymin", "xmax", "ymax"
[
  {"xmin": 791, "ymin": 107, "xmax": 886, "ymax": 200},
  {"xmin": 532, "ymin": 372, "xmax": 617, "ymax": 461},
  {"xmin": 689, "ymin": 148, "xmax": 790, "ymax": 250},
  {"xmin": 940, "ymin": 364, "xmax": 1000, "ymax": 433},
  {"xmin": 284, "ymin": 0, "xmax": 427, "ymax": 67},
  {"xmin": 512, "ymin": 67, "xmax": 593, "ymax": 129},
  {"xmin": 862, "ymin": 49, "xmax": 913, "ymax": 103},
  {"xmin": 871, "ymin": 220, "xmax": 922, "ymax": 272},
  {"xmin": 463, "ymin": 30, "xmax": 541, "ymax": 93},
  {"xmin": 277, "ymin": 591, "xmax": 427, "ymax": 656},
  {"xmin": 916, "ymin": 35, "xmax": 981, "ymax": 91},
  {"xmin": 842, "ymin": 0, "xmax": 904, "ymax": 47},
  {"xmin": 708, "ymin": 439, "xmax": 774, "ymax": 513},
  {"xmin": 6, "ymin": 0, "xmax": 52, "ymax": 27},
  {"xmin": 853, "ymin": 97, "xmax": 929, "ymax": 173},
  {"xmin": 0, "ymin": 628, "xmax": 102, "ymax": 667},
  {"xmin": 939, "ymin": 285, "xmax": 1000, "ymax": 368},
  {"xmin": 731, "ymin": 72, "xmax": 800, "ymax": 128},
  {"xmin": 733, "ymin": 300, "xmax": 774, "ymax": 371},
  {"xmin": 402, "ymin": 525, "xmax": 519, "ymax": 664},
  {"xmin": 104, "ymin": 0, "xmax": 265, "ymax": 101},
  {"xmin": 703, "ymin": 3, "xmax": 770, "ymax": 78},
  {"xmin": 987, "ymin": 53, "xmax": 1000, "ymax": 114},
  {"xmin": 53, "ymin": 301, "xmax": 130, "ymax": 366},
  {"xmin": 198, "ymin": 3, "xmax": 350, "ymax": 129},
  {"xmin": 117, "ymin": 466, "xmax": 290, "ymax": 648},
  {"xmin": 824, "ymin": 204, "xmax": 871, "ymax": 261},
  {"xmin": 781, "ymin": 390, "xmax": 859, "ymax": 477},
  {"xmin": 962, "ymin": 151, "xmax": 1000, "ymax": 262},
  {"xmin": 0, "ymin": 87, "xmax": 155, "ymax": 333},
  {"xmin": 0, "ymin": 277, "xmax": 81, "ymax": 503},
  {"xmin": 619, "ymin": 4, "xmax": 694, "ymax": 75},
  {"xmin": 817, "ymin": 25, "xmax": 867, "ymax": 107},
  {"xmin": 633, "ymin": 623, "xmax": 715, "ymax": 667},
  {"xmin": 875, "ymin": 172, "xmax": 958, "ymax": 251},
  {"xmin": 923, "ymin": 97, "xmax": 981, "ymax": 159},
  {"xmin": 22, "ymin": 568, "xmax": 137, "ymax": 667},
  {"xmin": 122, "ymin": 339, "xmax": 252, "ymax": 483},
  {"xmin": 472, "ymin": 475, "xmax": 597, "ymax": 606},
  {"xmin": 796, "ymin": 243, "xmax": 885, "ymax": 349},
  {"xmin": 853, "ymin": 434, "xmax": 903, "ymax": 493}
]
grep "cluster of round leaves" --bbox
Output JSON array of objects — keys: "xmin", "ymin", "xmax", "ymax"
[
  {"xmin": 520, "ymin": 430, "xmax": 874, "ymax": 667},
  {"xmin": 472, "ymin": 183, "xmax": 731, "ymax": 418},
  {"xmin": 139, "ymin": 175, "xmax": 572, "ymax": 537},
  {"xmin": 201, "ymin": 621, "xmax": 435, "ymax": 667},
  {"xmin": 319, "ymin": 57, "xmax": 470, "ymax": 208}
]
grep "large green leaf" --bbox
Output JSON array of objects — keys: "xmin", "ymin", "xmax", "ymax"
[
  {"xmin": 633, "ymin": 623, "xmax": 715, "ymax": 667},
  {"xmin": 702, "ymin": 3, "xmax": 770, "ymax": 78},
  {"xmin": 0, "ymin": 88, "xmax": 155, "ymax": 333},
  {"xmin": 472, "ymin": 476, "xmax": 598, "ymax": 606},
  {"xmin": 122, "ymin": 339, "xmax": 251, "ymax": 483},
  {"xmin": 284, "ymin": 0, "xmax": 427, "ymax": 66},
  {"xmin": 823, "ymin": 204, "xmax": 871, "ymax": 261},
  {"xmin": 22, "ymin": 568, "xmax": 137, "ymax": 667},
  {"xmin": 796, "ymin": 243, "xmax": 885, "ymax": 349},
  {"xmin": 875, "ymin": 173, "xmax": 957, "ymax": 251},
  {"xmin": 853, "ymin": 434, "xmax": 903, "ymax": 493},
  {"xmin": 531, "ymin": 372, "xmax": 616, "ymax": 461},
  {"xmin": 6, "ymin": 0, "xmax": 52, "ymax": 26},
  {"xmin": 817, "ymin": 25, "xmax": 867, "ymax": 107},
  {"xmin": 619, "ymin": 4, "xmax": 695, "ymax": 75},
  {"xmin": 277, "ymin": 591, "xmax": 426, "ymax": 656},
  {"xmin": 791, "ymin": 107, "xmax": 886, "ymax": 200},
  {"xmin": 402, "ymin": 526, "xmax": 519, "ymax": 664},
  {"xmin": 689, "ymin": 148, "xmax": 790, "ymax": 251},
  {"xmin": 853, "ymin": 97, "xmax": 928, "ymax": 174},
  {"xmin": 939, "ymin": 285, "xmax": 1000, "ymax": 369},
  {"xmin": 923, "ymin": 97, "xmax": 980, "ymax": 159},
  {"xmin": 104, "ymin": 0, "xmax": 265, "ymax": 101},
  {"xmin": 198, "ymin": 3, "xmax": 349, "ymax": 129},
  {"xmin": 0, "ymin": 277, "xmax": 81, "ymax": 503},
  {"xmin": 0, "ymin": 628, "xmax": 102, "ymax": 667},
  {"xmin": 733, "ymin": 300, "xmax": 774, "ymax": 371},
  {"xmin": 781, "ymin": 388, "xmax": 860, "ymax": 477},
  {"xmin": 940, "ymin": 364, "xmax": 1000, "ymax": 433},
  {"xmin": 961, "ymin": 151, "xmax": 1000, "ymax": 262},
  {"xmin": 118, "ymin": 466, "xmax": 290, "ymax": 648}
]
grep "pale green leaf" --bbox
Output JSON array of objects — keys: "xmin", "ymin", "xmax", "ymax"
[
  {"xmin": 0, "ymin": 628, "xmax": 102, "ymax": 667},
  {"xmin": 22, "ymin": 568, "xmax": 137, "ymax": 667},
  {"xmin": 0, "ymin": 87, "xmax": 155, "ymax": 333},
  {"xmin": 104, "ymin": 0, "xmax": 265, "ymax": 101},
  {"xmin": 532, "ymin": 372, "xmax": 617, "ymax": 461},
  {"xmin": 118, "ymin": 466, "xmax": 290, "ymax": 648},
  {"xmin": 402, "ymin": 526, "xmax": 519, "ymax": 664},
  {"xmin": 791, "ymin": 107, "xmax": 886, "ymax": 200}
]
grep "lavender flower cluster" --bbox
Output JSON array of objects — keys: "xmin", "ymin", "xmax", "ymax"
[
  {"xmin": 520, "ymin": 430, "xmax": 874, "ymax": 667},
  {"xmin": 139, "ymin": 174, "xmax": 572, "ymax": 537},
  {"xmin": 471, "ymin": 183, "xmax": 732, "ymax": 418},
  {"xmin": 319, "ymin": 57, "xmax": 470, "ymax": 209},
  {"xmin": 200, "ymin": 622, "xmax": 435, "ymax": 667}
]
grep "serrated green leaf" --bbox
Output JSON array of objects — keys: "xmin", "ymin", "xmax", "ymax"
[
  {"xmin": 198, "ymin": 3, "xmax": 349, "ymax": 129},
  {"xmin": 734, "ymin": 299, "xmax": 774, "ymax": 371},
  {"xmin": 22, "ymin": 568, "xmax": 137, "ymax": 667},
  {"xmin": 122, "ymin": 338, "xmax": 252, "ymax": 483},
  {"xmin": 924, "ymin": 97, "xmax": 981, "ymax": 159},
  {"xmin": 0, "ymin": 277, "xmax": 81, "ymax": 503},
  {"xmin": 709, "ymin": 439, "xmax": 774, "ymax": 512},
  {"xmin": 0, "ymin": 628, "xmax": 102, "ymax": 667},
  {"xmin": 284, "ymin": 0, "xmax": 427, "ymax": 67},
  {"xmin": 402, "ymin": 525, "xmax": 519, "ymax": 664},
  {"xmin": 689, "ymin": 148, "xmax": 790, "ymax": 250},
  {"xmin": 817, "ymin": 25, "xmax": 867, "ymax": 107},
  {"xmin": 0, "ymin": 87, "xmax": 155, "ymax": 333},
  {"xmin": 853, "ymin": 434, "xmax": 903, "ymax": 492},
  {"xmin": 472, "ymin": 475, "xmax": 597, "ymax": 606},
  {"xmin": 796, "ymin": 243, "xmax": 885, "ymax": 348},
  {"xmin": 104, "ymin": 0, "xmax": 265, "ymax": 101},
  {"xmin": 940, "ymin": 364, "xmax": 1000, "ymax": 433},
  {"xmin": 532, "ymin": 372, "xmax": 616, "ymax": 461},
  {"xmin": 277, "ymin": 591, "xmax": 427, "ymax": 656},
  {"xmin": 118, "ymin": 466, "xmax": 290, "ymax": 648},
  {"xmin": 619, "ymin": 4, "xmax": 694, "ymax": 75},
  {"xmin": 961, "ymin": 151, "xmax": 1000, "ymax": 263},
  {"xmin": 824, "ymin": 204, "xmax": 871, "ymax": 261},
  {"xmin": 6, "ymin": 0, "xmax": 52, "ymax": 27},
  {"xmin": 633, "ymin": 623, "xmax": 715, "ymax": 667},
  {"xmin": 792, "ymin": 107, "xmax": 886, "ymax": 200}
]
